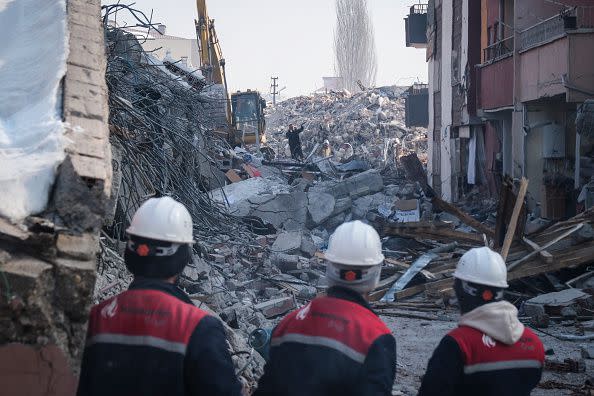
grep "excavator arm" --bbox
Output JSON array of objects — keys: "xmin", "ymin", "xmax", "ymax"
[
  {"xmin": 195, "ymin": 0, "xmax": 225, "ymax": 85},
  {"xmin": 195, "ymin": 0, "xmax": 232, "ymax": 124}
]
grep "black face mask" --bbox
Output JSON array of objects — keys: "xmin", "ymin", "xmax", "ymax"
[
  {"xmin": 124, "ymin": 235, "xmax": 192, "ymax": 279},
  {"xmin": 454, "ymin": 278, "xmax": 504, "ymax": 314}
]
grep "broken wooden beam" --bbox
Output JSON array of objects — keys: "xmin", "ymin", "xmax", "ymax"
[
  {"xmin": 432, "ymin": 196, "xmax": 495, "ymax": 238},
  {"xmin": 521, "ymin": 237, "xmax": 553, "ymax": 263},
  {"xmin": 501, "ymin": 177, "xmax": 529, "ymax": 260},
  {"xmin": 382, "ymin": 224, "xmax": 483, "ymax": 244},
  {"xmin": 508, "ymin": 223, "xmax": 584, "ymax": 271}
]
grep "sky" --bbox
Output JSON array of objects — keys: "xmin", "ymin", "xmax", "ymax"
[{"xmin": 103, "ymin": 0, "xmax": 428, "ymax": 98}]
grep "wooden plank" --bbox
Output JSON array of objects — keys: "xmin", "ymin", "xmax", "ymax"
[
  {"xmin": 501, "ymin": 177, "xmax": 529, "ymax": 260},
  {"xmin": 384, "ymin": 226, "xmax": 483, "ymax": 244},
  {"xmin": 384, "ymin": 258, "xmax": 410, "ymax": 270},
  {"xmin": 423, "ymin": 239, "xmax": 594, "ymax": 293},
  {"xmin": 508, "ymin": 242, "xmax": 594, "ymax": 280},
  {"xmin": 225, "ymin": 169, "xmax": 242, "ymax": 183},
  {"xmin": 522, "ymin": 237, "xmax": 553, "ymax": 263},
  {"xmin": 432, "ymin": 196, "xmax": 495, "ymax": 237},
  {"xmin": 508, "ymin": 223, "xmax": 585, "ymax": 271},
  {"xmin": 395, "ymin": 283, "xmax": 426, "ymax": 300}
]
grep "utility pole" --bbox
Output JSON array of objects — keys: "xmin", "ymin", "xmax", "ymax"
[{"xmin": 270, "ymin": 76, "xmax": 279, "ymax": 105}]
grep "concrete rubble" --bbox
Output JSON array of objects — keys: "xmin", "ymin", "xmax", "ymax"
[
  {"xmin": 0, "ymin": 2, "xmax": 591, "ymax": 396},
  {"xmin": 93, "ymin": 35, "xmax": 594, "ymax": 389},
  {"xmin": 265, "ymin": 87, "xmax": 428, "ymax": 167}
]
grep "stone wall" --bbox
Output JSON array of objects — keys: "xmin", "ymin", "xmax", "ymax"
[{"xmin": 0, "ymin": 0, "xmax": 111, "ymax": 394}]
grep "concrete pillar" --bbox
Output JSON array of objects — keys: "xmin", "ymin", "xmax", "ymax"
[{"xmin": 441, "ymin": 0, "xmax": 454, "ymax": 202}]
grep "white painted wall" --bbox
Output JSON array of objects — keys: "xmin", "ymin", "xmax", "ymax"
[
  {"xmin": 0, "ymin": 0, "xmax": 68, "ymax": 220},
  {"xmin": 124, "ymin": 27, "xmax": 201, "ymax": 69},
  {"xmin": 427, "ymin": 57, "xmax": 435, "ymax": 186},
  {"xmin": 460, "ymin": 0, "xmax": 470, "ymax": 125},
  {"xmin": 440, "ymin": 0, "xmax": 454, "ymax": 202}
]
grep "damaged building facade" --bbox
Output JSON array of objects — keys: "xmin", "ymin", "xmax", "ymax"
[
  {"xmin": 415, "ymin": 0, "xmax": 594, "ymax": 209},
  {"xmin": 0, "ymin": 0, "xmax": 112, "ymax": 393}
]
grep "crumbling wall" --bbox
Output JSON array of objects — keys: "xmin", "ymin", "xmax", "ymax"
[{"xmin": 0, "ymin": 0, "xmax": 111, "ymax": 393}]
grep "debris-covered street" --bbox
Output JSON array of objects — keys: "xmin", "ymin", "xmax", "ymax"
[{"xmin": 1, "ymin": 0, "xmax": 594, "ymax": 395}]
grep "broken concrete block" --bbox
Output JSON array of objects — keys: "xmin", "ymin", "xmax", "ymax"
[
  {"xmin": 251, "ymin": 192, "xmax": 308, "ymax": 231},
  {"xmin": 526, "ymin": 289, "xmax": 593, "ymax": 315},
  {"xmin": 352, "ymin": 195, "xmax": 374, "ymax": 219},
  {"xmin": 307, "ymin": 191, "xmax": 335, "ymax": 225},
  {"xmin": 56, "ymin": 232, "xmax": 99, "ymax": 261},
  {"xmin": 254, "ymin": 297, "xmax": 296, "ymax": 318},
  {"xmin": 524, "ymin": 303, "xmax": 549, "ymax": 328},
  {"xmin": 580, "ymin": 345, "xmax": 594, "ymax": 359},
  {"xmin": 343, "ymin": 170, "xmax": 384, "ymax": 199},
  {"xmin": 297, "ymin": 286, "xmax": 317, "ymax": 300},
  {"xmin": 271, "ymin": 253, "xmax": 301, "ymax": 272},
  {"xmin": 300, "ymin": 234, "xmax": 317, "ymax": 257},
  {"xmin": 271, "ymin": 231, "xmax": 303, "ymax": 254},
  {"xmin": 54, "ymin": 258, "xmax": 97, "ymax": 321},
  {"xmin": 0, "ymin": 257, "xmax": 57, "ymax": 351},
  {"xmin": 561, "ymin": 306, "xmax": 578, "ymax": 319}
]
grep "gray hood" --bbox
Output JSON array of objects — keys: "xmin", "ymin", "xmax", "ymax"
[{"xmin": 459, "ymin": 301, "xmax": 525, "ymax": 345}]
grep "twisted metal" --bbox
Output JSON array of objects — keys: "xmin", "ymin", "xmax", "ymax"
[{"xmin": 101, "ymin": 4, "xmax": 257, "ymax": 252}]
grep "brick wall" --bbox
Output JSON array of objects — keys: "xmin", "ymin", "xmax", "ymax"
[{"xmin": 0, "ymin": 0, "xmax": 111, "ymax": 394}]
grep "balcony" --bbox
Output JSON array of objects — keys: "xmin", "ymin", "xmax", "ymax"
[
  {"xmin": 405, "ymin": 4, "xmax": 428, "ymax": 48},
  {"xmin": 519, "ymin": 6, "xmax": 594, "ymax": 52},
  {"xmin": 477, "ymin": 55, "xmax": 514, "ymax": 111},
  {"xmin": 405, "ymin": 83, "xmax": 429, "ymax": 127},
  {"xmin": 483, "ymin": 37, "xmax": 514, "ymax": 63}
]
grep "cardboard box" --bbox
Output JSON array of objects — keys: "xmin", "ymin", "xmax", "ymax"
[{"xmin": 393, "ymin": 199, "xmax": 420, "ymax": 223}]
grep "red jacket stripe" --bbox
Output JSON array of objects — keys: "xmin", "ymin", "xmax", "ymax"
[
  {"xmin": 448, "ymin": 326, "xmax": 545, "ymax": 370},
  {"xmin": 272, "ymin": 296, "xmax": 391, "ymax": 359},
  {"xmin": 88, "ymin": 289, "xmax": 208, "ymax": 350}
]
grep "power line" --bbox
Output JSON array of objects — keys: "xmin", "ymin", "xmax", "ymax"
[{"xmin": 270, "ymin": 76, "xmax": 279, "ymax": 106}]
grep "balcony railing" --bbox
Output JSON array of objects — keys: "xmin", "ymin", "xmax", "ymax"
[
  {"xmin": 483, "ymin": 37, "xmax": 514, "ymax": 62},
  {"xmin": 519, "ymin": 7, "xmax": 594, "ymax": 51},
  {"xmin": 410, "ymin": 4, "xmax": 428, "ymax": 14}
]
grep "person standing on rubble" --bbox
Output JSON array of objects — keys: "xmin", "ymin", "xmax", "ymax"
[
  {"xmin": 77, "ymin": 197, "xmax": 243, "ymax": 396},
  {"xmin": 321, "ymin": 139, "xmax": 332, "ymax": 157},
  {"xmin": 418, "ymin": 247, "xmax": 544, "ymax": 396},
  {"xmin": 286, "ymin": 122, "xmax": 305, "ymax": 161},
  {"xmin": 254, "ymin": 220, "xmax": 396, "ymax": 396}
]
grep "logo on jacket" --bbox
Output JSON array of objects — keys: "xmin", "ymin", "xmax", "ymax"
[
  {"xmin": 296, "ymin": 303, "xmax": 311, "ymax": 320},
  {"xmin": 101, "ymin": 297, "xmax": 118, "ymax": 319},
  {"xmin": 482, "ymin": 334, "xmax": 496, "ymax": 348}
]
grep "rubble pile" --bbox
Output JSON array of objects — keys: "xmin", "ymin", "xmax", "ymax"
[
  {"xmin": 97, "ymin": 17, "xmax": 269, "ymax": 386},
  {"xmin": 94, "ymin": 10, "xmax": 593, "ymax": 392},
  {"xmin": 265, "ymin": 87, "xmax": 428, "ymax": 166}
]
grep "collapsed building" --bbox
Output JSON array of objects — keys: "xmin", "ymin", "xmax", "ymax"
[
  {"xmin": 0, "ymin": 1, "xmax": 593, "ymax": 395},
  {"xmin": 265, "ymin": 87, "xmax": 428, "ymax": 167}
]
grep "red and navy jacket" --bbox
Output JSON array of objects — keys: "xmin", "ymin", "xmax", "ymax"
[
  {"xmin": 77, "ymin": 278, "xmax": 242, "ymax": 396},
  {"xmin": 254, "ymin": 286, "xmax": 396, "ymax": 396},
  {"xmin": 418, "ymin": 325, "xmax": 544, "ymax": 396}
]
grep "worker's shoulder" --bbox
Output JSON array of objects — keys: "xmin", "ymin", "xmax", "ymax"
[
  {"xmin": 92, "ymin": 288, "xmax": 210, "ymax": 321},
  {"xmin": 279, "ymin": 296, "xmax": 391, "ymax": 334}
]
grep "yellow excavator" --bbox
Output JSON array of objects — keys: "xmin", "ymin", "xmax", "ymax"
[{"xmin": 195, "ymin": 0, "xmax": 268, "ymax": 149}]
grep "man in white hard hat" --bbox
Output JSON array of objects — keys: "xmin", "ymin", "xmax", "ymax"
[
  {"xmin": 418, "ymin": 247, "xmax": 544, "ymax": 396},
  {"xmin": 254, "ymin": 220, "xmax": 396, "ymax": 396},
  {"xmin": 77, "ymin": 197, "xmax": 242, "ymax": 396}
]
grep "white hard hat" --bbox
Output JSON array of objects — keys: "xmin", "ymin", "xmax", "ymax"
[
  {"xmin": 325, "ymin": 220, "xmax": 384, "ymax": 266},
  {"xmin": 453, "ymin": 247, "xmax": 508, "ymax": 288},
  {"xmin": 323, "ymin": 139, "xmax": 330, "ymax": 145},
  {"xmin": 126, "ymin": 197, "xmax": 194, "ymax": 244}
]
